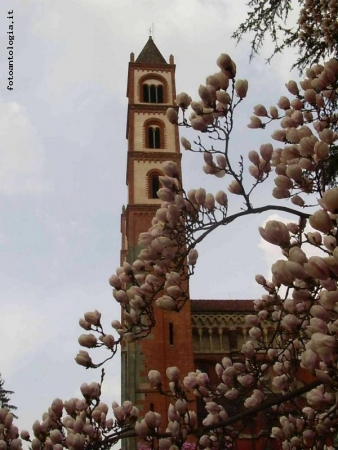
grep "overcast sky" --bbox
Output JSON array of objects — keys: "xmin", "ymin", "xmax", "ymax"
[{"xmin": 0, "ymin": 0, "xmax": 305, "ymax": 438}]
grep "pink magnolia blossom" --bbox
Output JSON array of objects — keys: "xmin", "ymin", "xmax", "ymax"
[{"xmin": 247, "ymin": 116, "xmax": 262, "ymax": 129}]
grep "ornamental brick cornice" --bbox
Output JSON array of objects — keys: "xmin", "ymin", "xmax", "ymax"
[
  {"xmin": 191, "ymin": 313, "xmax": 248, "ymax": 329},
  {"xmin": 128, "ymin": 104, "xmax": 173, "ymax": 112},
  {"xmin": 132, "ymin": 64, "xmax": 175, "ymax": 73},
  {"xmin": 128, "ymin": 151, "xmax": 181, "ymax": 163}
]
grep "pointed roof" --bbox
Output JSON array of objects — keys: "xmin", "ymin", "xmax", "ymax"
[{"xmin": 135, "ymin": 36, "xmax": 168, "ymax": 65}]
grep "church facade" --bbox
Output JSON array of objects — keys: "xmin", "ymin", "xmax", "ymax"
[{"xmin": 120, "ymin": 37, "xmax": 278, "ymax": 450}]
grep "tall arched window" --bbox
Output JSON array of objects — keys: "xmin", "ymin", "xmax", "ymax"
[
  {"xmin": 144, "ymin": 120, "xmax": 165, "ymax": 149},
  {"xmin": 150, "ymin": 175, "xmax": 160, "ymax": 199},
  {"xmin": 147, "ymin": 170, "xmax": 163, "ymax": 199},
  {"xmin": 148, "ymin": 126, "xmax": 161, "ymax": 149}
]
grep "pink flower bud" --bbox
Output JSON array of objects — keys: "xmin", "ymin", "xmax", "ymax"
[
  {"xmin": 166, "ymin": 366, "xmax": 180, "ymax": 381},
  {"xmin": 78, "ymin": 334, "xmax": 97, "ymax": 348},
  {"xmin": 217, "ymin": 53, "xmax": 233, "ymax": 71},
  {"xmin": 213, "ymin": 71, "xmax": 229, "ymax": 90},
  {"xmin": 190, "ymin": 102, "xmax": 203, "ymax": 115},
  {"xmin": 248, "ymin": 150, "xmax": 260, "ymax": 165},
  {"xmin": 79, "ymin": 318, "xmax": 91, "ymax": 330},
  {"xmin": 162, "ymin": 161, "xmax": 179, "ymax": 177},
  {"xmin": 253, "ymin": 104, "xmax": 267, "ymax": 116},
  {"xmin": 318, "ymin": 189, "xmax": 338, "ymax": 215},
  {"xmin": 156, "ymin": 296, "xmax": 176, "ymax": 311},
  {"xmin": 260, "ymin": 143, "xmax": 273, "ymax": 161},
  {"xmin": 249, "ymin": 327, "xmax": 262, "ymax": 340},
  {"xmin": 299, "ymin": 159, "xmax": 314, "ymax": 171},
  {"xmin": 204, "ymin": 193, "xmax": 215, "ymax": 210},
  {"xmin": 285, "ymin": 80, "xmax": 299, "ymax": 95},
  {"xmin": 281, "ymin": 314, "xmax": 300, "ymax": 330},
  {"xmin": 274, "ymin": 175, "xmax": 292, "ymax": 190},
  {"xmin": 51, "ymin": 398, "xmax": 63, "ymax": 415},
  {"xmin": 50, "ymin": 430, "xmax": 63, "ymax": 444},
  {"xmin": 181, "ymin": 137, "xmax": 191, "ymax": 150},
  {"xmin": 285, "ymin": 164, "xmax": 302, "ymax": 182},
  {"xmin": 190, "ymin": 116, "xmax": 208, "ymax": 132},
  {"xmin": 216, "ymin": 91, "xmax": 230, "ymax": 105},
  {"xmin": 277, "ymin": 96, "xmax": 290, "ymax": 110},
  {"xmin": 269, "ymin": 106, "xmax": 279, "ymax": 118},
  {"xmin": 259, "ymin": 221, "xmax": 290, "ymax": 246},
  {"xmin": 306, "ymin": 232, "xmax": 322, "ymax": 247},
  {"xmin": 304, "ymin": 89, "xmax": 316, "ymax": 104},
  {"xmin": 148, "ymin": 370, "xmax": 161, "ymax": 386},
  {"xmin": 198, "ymin": 85, "xmax": 211, "ymax": 104},
  {"xmin": 319, "ymin": 290, "xmax": 338, "ymax": 310},
  {"xmin": 244, "ymin": 389, "xmax": 264, "ymax": 408},
  {"xmin": 286, "ymin": 128, "xmax": 300, "ymax": 143},
  {"xmin": 188, "ymin": 249, "xmax": 198, "ymax": 266},
  {"xmin": 228, "ymin": 180, "xmax": 242, "ymax": 195},
  {"xmin": 20, "ymin": 431, "xmax": 30, "ymax": 441},
  {"xmin": 235, "ymin": 79, "xmax": 248, "ymax": 98},
  {"xmin": 237, "ymin": 374, "xmax": 254, "ymax": 387},
  {"xmin": 73, "ymin": 418, "xmax": 85, "ymax": 433},
  {"xmin": 247, "ymin": 116, "xmax": 262, "ymax": 129},
  {"xmin": 166, "ymin": 108, "xmax": 178, "ymax": 124},
  {"xmin": 109, "ymin": 274, "xmax": 122, "ymax": 289},
  {"xmin": 144, "ymin": 411, "xmax": 157, "ymax": 428},
  {"xmin": 157, "ymin": 188, "xmax": 175, "ymax": 202},
  {"xmin": 175, "ymin": 399, "xmax": 187, "ymax": 415},
  {"xmin": 75, "ymin": 351, "xmax": 92, "ymax": 367},
  {"xmin": 309, "ymin": 210, "xmax": 333, "ymax": 233},
  {"xmin": 314, "ymin": 141, "xmax": 329, "ymax": 160},
  {"xmin": 175, "ymin": 93, "xmax": 191, "ymax": 109},
  {"xmin": 215, "ymin": 190, "xmax": 227, "ymax": 206},
  {"xmin": 102, "ymin": 334, "xmax": 115, "ymax": 349},
  {"xmin": 241, "ymin": 341, "xmax": 255, "ymax": 358},
  {"xmin": 31, "ymin": 441, "xmax": 41, "ymax": 450},
  {"xmin": 291, "ymin": 98, "xmax": 303, "ymax": 110},
  {"xmin": 135, "ymin": 420, "xmax": 149, "ymax": 438},
  {"xmin": 84, "ymin": 310, "xmax": 101, "ymax": 326},
  {"xmin": 271, "ymin": 130, "xmax": 286, "ymax": 142},
  {"xmin": 195, "ymin": 188, "xmax": 206, "ymax": 205}
]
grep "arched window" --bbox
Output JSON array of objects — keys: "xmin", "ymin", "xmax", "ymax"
[
  {"xmin": 148, "ymin": 126, "xmax": 161, "ymax": 149},
  {"xmin": 144, "ymin": 120, "xmax": 165, "ymax": 149},
  {"xmin": 147, "ymin": 170, "xmax": 163, "ymax": 199},
  {"xmin": 150, "ymin": 175, "xmax": 160, "ymax": 199},
  {"xmin": 142, "ymin": 84, "xmax": 164, "ymax": 103},
  {"xmin": 139, "ymin": 75, "xmax": 167, "ymax": 103}
]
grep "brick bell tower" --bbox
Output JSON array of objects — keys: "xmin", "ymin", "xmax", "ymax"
[{"xmin": 120, "ymin": 37, "xmax": 195, "ymax": 448}]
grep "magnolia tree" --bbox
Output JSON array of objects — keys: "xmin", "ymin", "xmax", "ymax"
[{"xmin": 1, "ymin": 53, "xmax": 338, "ymax": 450}]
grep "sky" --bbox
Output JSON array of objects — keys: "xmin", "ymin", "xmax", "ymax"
[{"xmin": 0, "ymin": 0, "xmax": 307, "ymax": 440}]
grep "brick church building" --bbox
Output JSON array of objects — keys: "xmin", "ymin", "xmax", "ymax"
[{"xmin": 120, "ymin": 37, "xmax": 278, "ymax": 450}]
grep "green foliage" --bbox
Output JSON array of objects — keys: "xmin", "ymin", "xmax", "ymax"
[
  {"xmin": 0, "ymin": 374, "xmax": 18, "ymax": 417},
  {"xmin": 232, "ymin": 0, "xmax": 338, "ymax": 72}
]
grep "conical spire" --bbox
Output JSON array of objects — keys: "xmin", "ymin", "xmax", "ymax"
[{"xmin": 135, "ymin": 36, "xmax": 167, "ymax": 65}]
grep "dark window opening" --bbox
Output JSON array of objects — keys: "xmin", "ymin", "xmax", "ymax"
[
  {"xmin": 142, "ymin": 84, "xmax": 164, "ymax": 103},
  {"xmin": 148, "ymin": 126, "xmax": 161, "ymax": 149},
  {"xmin": 150, "ymin": 403, "xmax": 154, "ymax": 411},
  {"xmin": 150, "ymin": 176, "xmax": 160, "ymax": 199},
  {"xmin": 157, "ymin": 85, "xmax": 163, "ymax": 103},
  {"xmin": 143, "ymin": 84, "xmax": 149, "ymax": 102},
  {"xmin": 169, "ymin": 323, "xmax": 174, "ymax": 345},
  {"xmin": 150, "ymin": 85, "xmax": 157, "ymax": 102}
]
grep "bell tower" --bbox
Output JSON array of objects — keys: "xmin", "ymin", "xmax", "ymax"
[{"xmin": 121, "ymin": 37, "xmax": 195, "ymax": 448}]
